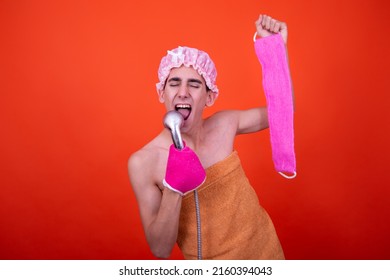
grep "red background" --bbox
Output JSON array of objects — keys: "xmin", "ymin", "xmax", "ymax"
[{"xmin": 1, "ymin": 0, "xmax": 389, "ymax": 259}]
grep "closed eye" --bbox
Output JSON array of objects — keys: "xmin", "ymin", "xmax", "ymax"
[
  {"xmin": 167, "ymin": 77, "xmax": 181, "ymax": 87},
  {"xmin": 188, "ymin": 79, "xmax": 202, "ymax": 88}
]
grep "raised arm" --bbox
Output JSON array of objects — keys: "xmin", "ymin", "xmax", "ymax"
[
  {"xmin": 255, "ymin": 14, "xmax": 295, "ymax": 109},
  {"xmin": 254, "ymin": 14, "xmax": 297, "ymax": 177},
  {"xmin": 234, "ymin": 15, "xmax": 294, "ymax": 136}
]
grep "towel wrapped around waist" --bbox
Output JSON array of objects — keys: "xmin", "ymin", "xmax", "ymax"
[{"xmin": 177, "ymin": 151, "xmax": 285, "ymax": 259}]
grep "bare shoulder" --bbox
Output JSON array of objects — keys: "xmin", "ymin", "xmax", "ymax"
[
  {"xmin": 128, "ymin": 146, "xmax": 157, "ymax": 174},
  {"xmin": 205, "ymin": 110, "xmax": 240, "ymax": 131},
  {"xmin": 127, "ymin": 137, "xmax": 168, "ymax": 194},
  {"xmin": 128, "ymin": 149, "xmax": 151, "ymax": 192}
]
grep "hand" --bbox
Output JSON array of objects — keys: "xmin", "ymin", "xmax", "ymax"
[
  {"xmin": 255, "ymin": 14, "xmax": 288, "ymax": 44},
  {"xmin": 163, "ymin": 144, "xmax": 206, "ymax": 196}
]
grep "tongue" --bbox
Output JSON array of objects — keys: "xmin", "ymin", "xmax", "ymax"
[{"xmin": 177, "ymin": 109, "xmax": 191, "ymax": 120}]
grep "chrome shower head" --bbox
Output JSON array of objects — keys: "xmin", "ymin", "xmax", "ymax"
[{"xmin": 163, "ymin": 110, "xmax": 184, "ymax": 150}]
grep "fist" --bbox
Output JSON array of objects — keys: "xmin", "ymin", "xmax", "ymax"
[
  {"xmin": 163, "ymin": 144, "xmax": 206, "ymax": 196},
  {"xmin": 255, "ymin": 14, "xmax": 288, "ymax": 44}
]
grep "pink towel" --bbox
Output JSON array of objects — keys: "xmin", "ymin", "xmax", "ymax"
[{"xmin": 254, "ymin": 34, "xmax": 296, "ymax": 178}]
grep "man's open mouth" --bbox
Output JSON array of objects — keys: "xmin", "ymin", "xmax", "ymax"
[{"xmin": 175, "ymin": 104, "xmax": 192, "ymax": 120}]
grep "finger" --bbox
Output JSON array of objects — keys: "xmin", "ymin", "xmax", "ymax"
[
  {"xmin": 270, "ymin": 19, "xmax": 277, "ymax": 33},
  {"xmin": 273, "ymin": 22, "xmax": 281, "ymax": 33},
  {"xmin": 255, "ymin": 14, "xmax": 263, "ymax": 28},
  {"xmin": 265, "ymin": 15, "xmax": 271, "ymax": 30},
  {"xmin": 261, "ymin": 14, "xmax": 268, "ymax": 28},
  {"xmin": 256, "ymin": 15, "xmax": 264, "ymax": 32},
  {"xmin": 280, "ymin": 21, "xmax": 287, "ymax": 32}
]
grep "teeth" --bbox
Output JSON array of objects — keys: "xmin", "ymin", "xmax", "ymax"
[{"xmin": 175, "ymin": 104, "xmax": 191, "ymax": 109}]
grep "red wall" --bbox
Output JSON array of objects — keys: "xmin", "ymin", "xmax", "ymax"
[{"xmin": 1, "ymin": 0, "xmax": 389, "ymax": 259}]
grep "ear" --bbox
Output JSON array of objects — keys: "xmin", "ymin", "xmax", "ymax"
[
  {"xmin": 157, "ymin": 89, "xmax": 165, "ymax": 103},
  {"xmin": 205, "ymin": 91, "xmax": 218, "ymax": 107}
]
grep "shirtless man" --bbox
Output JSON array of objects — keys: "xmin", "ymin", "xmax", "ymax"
[{"xmin": 128, "ymin": 14, "xmax": 292, "ymax": 259}]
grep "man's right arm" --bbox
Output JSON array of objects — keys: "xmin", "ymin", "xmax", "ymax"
[{"xmin": 128, "ymin": 151, "xmax": 182, "ymax": 259}]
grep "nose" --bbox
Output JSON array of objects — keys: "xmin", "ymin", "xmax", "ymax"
[{"xmin": 177, "ymin": 85, "xmax": 189, "ymax": 99}]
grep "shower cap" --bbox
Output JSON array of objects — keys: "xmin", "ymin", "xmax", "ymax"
[{"xmin": 156, "ymin": 46, "xmax": 218, "ymax": 94}]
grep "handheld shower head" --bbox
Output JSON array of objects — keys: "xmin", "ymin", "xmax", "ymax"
[
  {"xmin": 163, "ymin": 110, "xmax": 184, "ymax": 150},
  {"xmin": 163, "ymin": 110, "xmax": 202, "ymax": 259}
]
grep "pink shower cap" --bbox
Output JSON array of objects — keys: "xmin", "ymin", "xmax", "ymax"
[{"xmin": 156, "ymin": 46, "xmax": 218, "ymax": 94}]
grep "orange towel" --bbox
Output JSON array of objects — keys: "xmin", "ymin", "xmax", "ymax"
[{"xmin": 177, "ymin": 151, "xmax": 285, "ymax": 259}]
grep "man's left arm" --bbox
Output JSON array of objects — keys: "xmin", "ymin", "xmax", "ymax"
[
  {"xmin": 236, "ymin": 107, "xmax": 268, "ymax": 134},
  {"xmin": 236, "ymin": 14, "xmax": 294, "ymax": 135}
]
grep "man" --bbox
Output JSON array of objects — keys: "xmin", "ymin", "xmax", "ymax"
[{"xmin": 128, "ymin": 14, "xmax": 293, "ymax": 259}]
